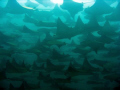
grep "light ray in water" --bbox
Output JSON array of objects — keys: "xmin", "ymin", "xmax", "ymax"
[
  {"xmin": 73, "ymin": 0, "xmax": 95, "ymax": 3},
  {"xmin": 50, "ymin": 0, "xmax": 63, "ymax": 5}
]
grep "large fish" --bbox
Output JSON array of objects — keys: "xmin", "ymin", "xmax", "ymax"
[
  {"xmin": 60, "ymin": 0, "xmax": 83, "ymax": 17},
  {"xmin": 4, "ymin": 0, "xmax": 34, "ymax": 15},
  {"xmin": 85, "ymin": 0, "xmax": 114, "ymax": 16}
]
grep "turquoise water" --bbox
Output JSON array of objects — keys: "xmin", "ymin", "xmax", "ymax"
[{"xmin": 0, "ymin": 0, "xmax": 120, "ymax": 90}]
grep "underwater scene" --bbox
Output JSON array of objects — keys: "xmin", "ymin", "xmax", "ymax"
[{"xmin": 0, "ymin": 0, "xmax": 120, "ymax": 90}]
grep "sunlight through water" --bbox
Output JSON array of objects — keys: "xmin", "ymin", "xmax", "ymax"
[{"xmin": 50, "ymin": 0, "xmax": 63, "ymax": 5}]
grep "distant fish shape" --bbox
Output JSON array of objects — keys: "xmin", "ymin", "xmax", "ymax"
[
  {"xmin": 106, "ymin": 2, "xmax": 120, "ymax": 21},
  {"xmin": 80, "ymin": 40, "xmax": 105, "ymax": 54},
  {"xmin": 84, "ymin": 16, "xmax": 102, "ymax": 33},
  {"xmin": 81, "ymin": 57, "xmax": 100, "ymax": 71},
  {"xmin": 26, "ymin": 36, "xmax": 50, "ymax": 55},
  {"xmin": 21, "ymin": 25, "xmax": 38, "ymax": 35},
  {"xmin": 45, "ymin": 59, "xmax": 65, "ymax": 72},
  {"xmin": 51, "ymin": 4, "xmax": 73, "ymax": 23},
  {"xmin": 50, "ymin": 49, "xmax": 69, "ymax": 60},
  {"xmin": 55, "ymin": 17, "xmax": 82, "ymax": 39},
  {"xmin": 32, "ymin": 60, "xmax": 45, "ymax": 70},
  {"xmin": 97, "ymin": 20, "xmax": 119, "ymax": 38},
  {"xmin": 35, "ymin": 20, "xmax": 56, "ymax": 27},
  {"xmin": 9, "ymin": 83, "xmax": 25, "ymax": 90},
  {"xmin": 74, "ymin": 16, "xmax": 84, "ymax": 30},
  {"xmin": 23, "ymin": 14, "xmax": 38, "ymax": 24},
  {"xmin": 90, "ymin": 59, "xmax": 108, "ymax": 67},
  {"xmin": 72, "ymin": 47, "xmax": 92, "ymax": 57}
]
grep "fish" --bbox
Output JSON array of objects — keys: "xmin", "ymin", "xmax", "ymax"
[
  {"xmin": 105, "ymin": 2, "xmax": 120, "ymax": 21},
  {"xmin": 90, "ymin": 59, "xmax": 109, "ymax": 67},
  {"xmin": 67, "ymin": 40, "xmax": 77, "ymax": 47},
  {"xmin": 45, "ymin": 59, "xmax": 65, "ymax": 72},
  {"xmin": 21, "ymin": 25, "xmax": 38, "ymax": 35},
  {"xmin": 6, "ymin": 60, "xmax": 29, "ymax": 73},
  {"xmin": 84, "ymin": 14, "xmax": 106, "ymax": 22},
  {"xmin": 72, "ymin": 47, "xmax": 92, "ymax": 57},
  {"xmin": 5, "ymin": 21, "xmax": 22, "ymax": 30},
  {"xmin": 84, "ymin": 16, "xmax": 102, "ymax": 33},
  {"xmin": 0, "ymin": 0, "xmax": 120, "ymax": 89},
  {"xmin": 37, "ymin": 71, "xmax": 46, "ymax": 80},
  {"xmin": 38, "ymin": 72, "xmax": 53, "ymax": 83},
  {"xmin": 4, "ymin": 0, "xmax": 34, "ymax": 15},
  {"xmin": 23, "ymin": 14, "xmax": 38, "ymax": 24},
  {"xmin": 26, "ymin": 37, "xmax": 50, "ymax": 55},
  {"xmin": 55, "ymin": 17, "xmax": 73, "ymax": 39},
  {"xmin": 18, "ymin": 39, "xmax": 30, "ymax": 46},
  {"xmin": 51, "ymin": 4, "xmax": 73, "ymax": 23},
  {"xmin": 35, "ymin": 20, "xmax": 56, "ymax": 27},
  {"xmin": 74, "ymin": 16, "xmax": 84, "ymax": 30},
  {"xmin": 101, "ymin": 67, "xmax": 111, "ymax": 74},
  {"xmin": 81, "ymin": 57, "xmax": 100, "ymax": 72},
  {"xmin": 55, "ymin": 17, "xmax": 81, "ymax": 39},
  {"xmin": 32, "ymin": 60, "xmax": 45, "ymax": 70},
  {"xmin": 97, "ymin": 20, "xmax": 119, "ymax": 38},
  {"xmin": 43, "ymin": 32, "xmax": 54, "ymax": 42},
  {"xmin": 70, "ymin": 59, "xmax": 82, "ymax": 68},
  {"xmin": 80, "ymin": 40, "xmax": 105, "ymax": 54},
  {"xmin": 97, "ymin": 35, "xmax": 115, "ymax": 44},
  {"xmin": 50, "ymin": 49, "xmax": 69, "ymax": 60},
  {"xmin": 84, "ymin": 0, "xmax": 114, "ymax": 16},
  {"xmin": 60, "ymin": 0, "xmax": 83, "ymax": 17},
  {"xmin": 11, "ymin": 58, "xmax": 21, "ymax": 67},
  {"xmin": 65, "ymin": 58, "xmax": 95, "ymax": 77},
  {"xmin": 46, "ymin": 40, "xmax": 66, "ymax": 48},
  {"xmin": 104, "ymin": 46, "xmax": 120, "ymax": 57},
  {"xmin": 9, "ymin": 83, "xmax": 25, "ymax": 90}
]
